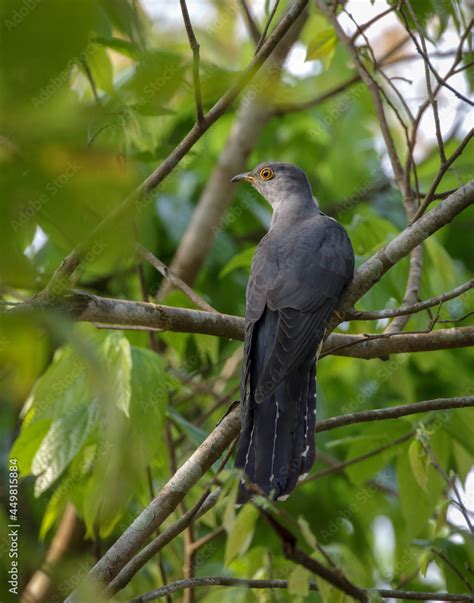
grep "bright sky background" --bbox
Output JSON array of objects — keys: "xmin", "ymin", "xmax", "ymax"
[{"xmin": 142, "ymin": 0, "xmax": 472, "ymax": 163}]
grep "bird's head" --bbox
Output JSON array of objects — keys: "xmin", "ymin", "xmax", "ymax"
[{"xmin": 231, "ymin": 162, "xmax": 313, "ymax": 208}]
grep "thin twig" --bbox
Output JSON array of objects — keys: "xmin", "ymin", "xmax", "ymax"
[
  {"xmin": 126, "ymin": 576, "xmax": 474, "ymax": 602},
  {"xmin": 314, "ymin": 396, "xmax": 474, "ymax": 433},
  {"xmin": 262, "ymin": 510, "xmax": 368, "ymax": 602},
  {"xmin": 68, "ymin": 395, "xmax": 474, "ymax": 600},
  {"xmin": 403, "ymin": 20, "xmax": 472, "ymax": 207},
  {"xmin": 307, "ymin": 428, "xmax": 414, "ymax": 481},
  {"xmin": 79, "ymin": 58, "xmax": 102, "ymax": 106},
  {"xmin": 399, "ymin": 8, "xmax": 474, "ymax": 107},
  {"xmin": 426, "ymin": 446, "xmax": 474, "ymax": 534},
  {"xmin": 274, "ymin": 35, "xmax": 410, "ymax": 116},
  {"xmin": 384, "ymin": 244, "xmax": 423, "ymax": 334},
  {"xmin": 403, "ymin": 0, "xmax": 446, "ymax": 162},
  {"xmin": 349, "ymin": 5, "xmax": 396, "ymax": 42},
  {"xmin": 316, "ymin": 1, "xmax": 406, "ymax": 198},
  {"xmin": 346, "ymin": 279, "xmax": 474, "ymax": 322},
  {"xmin": 437, "ymin": 310, "xmax": 474, "ymax": 324},
  {"xmin": 179, "ymin": 0, "xmax": 204, "ymax": 124},
  {"xmin": 256, "ymin": 0, "xmax": 280, "ymax": 53},
  {"xmin": 137, "ymin": 244, "xmax": 216, "ymax": 312},
  {"xmin": 238, "ymin": 0, "xmax": 261, "ymax": 44},
  {"xmin": 431, "ymin": 548, "xmax": 473, "ymax": 592},
  {"xmin": 108, "ymin": 440, "xmax": 236, "ymax": 595},
  {"xmin": 412, "ymin": 129, "xmax": 474, "ymax": 221},
  {"xmin": 39, "ymin": 0, "xmax": 309, "ymax": 299}
]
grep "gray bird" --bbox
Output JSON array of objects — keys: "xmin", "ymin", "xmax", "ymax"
[{"xmin": 231, "ymin": 162, "xmax": 354, "ymax": 502}]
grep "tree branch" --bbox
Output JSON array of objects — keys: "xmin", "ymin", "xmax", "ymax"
[
  {"xmin": 179, "ymin": 0, "xmax": 204, "ymax": 124},
  {"xmin": 127, "ymin": 577, "xmax": 317, "ymax": 602},
  {"xmin": 322, "ymin": 328, "xmax": 474, "ymax": 359},
  {"xmin": 237, "ymin": 0, "xmax": 261, "ymax": 44},
  {"xmin": 109, "ymin": 439, "xmax": 236, "ymax": 597},
  {"xmin": 136, "ymin": 244, "xmax": 216, "ymax": 312},
  {"xmin": 412, "ymin": 129, "xmax": 474, "ymax": 221},
  {"xmin": 308, "ymin": 428, "xmax": 415, "ymax": 481},
  {"xmin": 255, "ymin": 0, "xmax": 280, "ymax": 53},
  {"xmin": 64, "ymin": 407, "xmax": 240, "ymax": 602},
  {"xmin": 64, "ymin": 395, "xmax": 473, "ymax": 600},
  {"xmin": 340, "ymin": 180, "xmax": 474, "ymax": 312},
  {"xmin": 346, "ymin": 279, "xmax": 473, "ymax": 321},
  {"xmin": 159, "ymin": 5, "xmax": 307, "ymax": 294},
  {"xmin": 383, "ymin": 244, "xmax": 423, "ymax": 334},
  {"xmin": 40, "ymin": 0, "xmax": 309, "ymax": 299},
  {"xmin": 315, "ymin": 0, "xmax": 406, "ymax": 195},
  {"xmin": 17, "ymin": 290, "xmax": 474, "ymax": 359},
  {"xmin": 262, "ymin": 510, "xmax": 368, "ymax": 601},
  {"xmin": 314, "ymin": 396, "xmax": 474, "ymax": 433},
  {"xmin": 126, "ymin": 576, "xmax": 474, "ymax": 603}
]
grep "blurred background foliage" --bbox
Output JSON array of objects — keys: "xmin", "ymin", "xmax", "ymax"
[{"xmin": 0, "ymin": 0, "xmax": 473, "ymax": 601}]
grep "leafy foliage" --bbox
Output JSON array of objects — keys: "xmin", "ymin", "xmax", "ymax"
[{"xmin": 0, "ymin": 1, "xmax": 472, "ymax": 602}]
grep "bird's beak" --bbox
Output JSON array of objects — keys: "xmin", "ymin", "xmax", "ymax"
[{"xmin": 231, "ymin": 172, "xmax": 254, "ymax": 184}]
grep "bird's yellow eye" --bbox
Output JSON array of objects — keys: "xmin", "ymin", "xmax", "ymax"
[{"xmin": 259, "ymin": 167, "xmax": 274, "ymax": 180}]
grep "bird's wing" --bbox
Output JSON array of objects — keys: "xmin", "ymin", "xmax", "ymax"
[{"xmin": 247, "ymin": 216, "xmax": 354, "ymax": 401}]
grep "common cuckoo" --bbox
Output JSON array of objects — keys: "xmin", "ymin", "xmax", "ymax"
[{"xmin": 231, "ymin": 162, "xmax": 354, "ymax": 501}]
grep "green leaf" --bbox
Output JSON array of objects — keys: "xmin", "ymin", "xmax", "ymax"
[
  {"xmin": 102, "ymin": 333, "xmax": 132, "ymax": 417},
  {"xmin": 168, "ymin": 407, "xmax": 208, "ymax": 446},
  {"xmin": 452, "ymin": 440, "xmax": 472, "ymax": 483},
  {"xmin": 94, "ymin": 35, "xmax": 138, "ymax": 59},
  {"xmin": 219, "ymin": 246, "xmax": 256, "ymax": 278},
  {"xmin": 433, "ymin": 537, "xmax": 473, "ymax": 593},
  {"xmin": 397, "ymin": 443, "xmax": 444, "ymax": 537},
  {"xmin": 408, "ymin": 439, "xmax": 429, "ymax": 492},
  {"xmin": 435, "ymin": 500, "xmax": 450, "ymax": 535},
  {"xmin": 288, "ymin": 564, "xmax": 311, "ymax": 596},
  {"xmin": 32, "ymin": 400, "xmax": 98, "ymax": 496},
  {"xmin": 346, "ymin": 422, "xmax": 409, "ymax": 484},
  {"xmin": 306, "ymin": 28, "xmax": 337, "ymax": 70},
  {"xmin": 443, "ymin": 409, "xmax": 474, "ymax": 455},
  {"xmin": 126, "ymin": 50, "xmax": 186, "ymax": 108},
  {"xmin": 419, "ymin": 549, "xmax": 432, "ymax": 577},
  {"xmin": 85, "ymin": 44, "xmax": 114, "ymax": 95},
  {"xmin": 10, "ymin": 419, "xmax": 51, "ymax": 476},
  {"xmin": 129, "ymin": 346, "xmax": 168, "ymax": 465},
  {"xmin": 21, "ymin": 346, "xmax": 87, "ymax": 424},
  {"xmin": 316, "ymin": 577, "xmax": 349, "ymax": 603},
  {"xmin": 224, "ymin": 504, "xmax": 259, "ymax": 566},
  {"xmin": 298, "ymin": 516, "xmax": 318, "ymax": 549},
  {"xmin": 193, "ymin": 333, "xmax": 219, "ymax": 365},
  {"xmin": 222, "ymin": 478, "xmax": 239, "ymax": 534}
]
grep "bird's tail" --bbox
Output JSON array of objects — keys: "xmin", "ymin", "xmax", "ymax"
[{"xmin": 235, "ymin": 315, "xmax": 317, "ymax": 503}]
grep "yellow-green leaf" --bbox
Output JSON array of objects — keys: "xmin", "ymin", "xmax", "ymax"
[
  {"xmin": 224, "ymin": 504, "xmax": 258, "ymax": 566},
  {"xmin": 408, "ymin": 439, "xmax": 429, "ymax": 492},
  {"xmin": 419, "ymin": 549, "xmax": 432, "ymax": 577},
  {"xmin": 298, "ymin": 516, "xmax": 317, "ymax": 549},
  {"xmin": 435, "ymin": 500, "xmax": 450, "ymax": 535},
  {"xmin": 288, "ymin": 564, "xmax": 311, "ymax": 596},
  {"xmin": 306, "ymin": 28, "xmax": 337, "ymax": 69}
]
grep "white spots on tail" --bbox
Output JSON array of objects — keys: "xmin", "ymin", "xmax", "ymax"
[
  {"xmin": 270, "ymin": 400, "xmax": 280, "ymax": 487},
  {"xmin": 244, "ymin": 422, "xmax": 255, "ymax": 474},
  {"xmin": 302, "ymin": 380, "xmax": 310, "ymax": 459},
  {"xmin": 277, "ymin": 494, "xmax": 290, "ymax": 501},
  {"xmin": 298, "ymin": 472, "xmax": 309, "ymax": 483}
]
